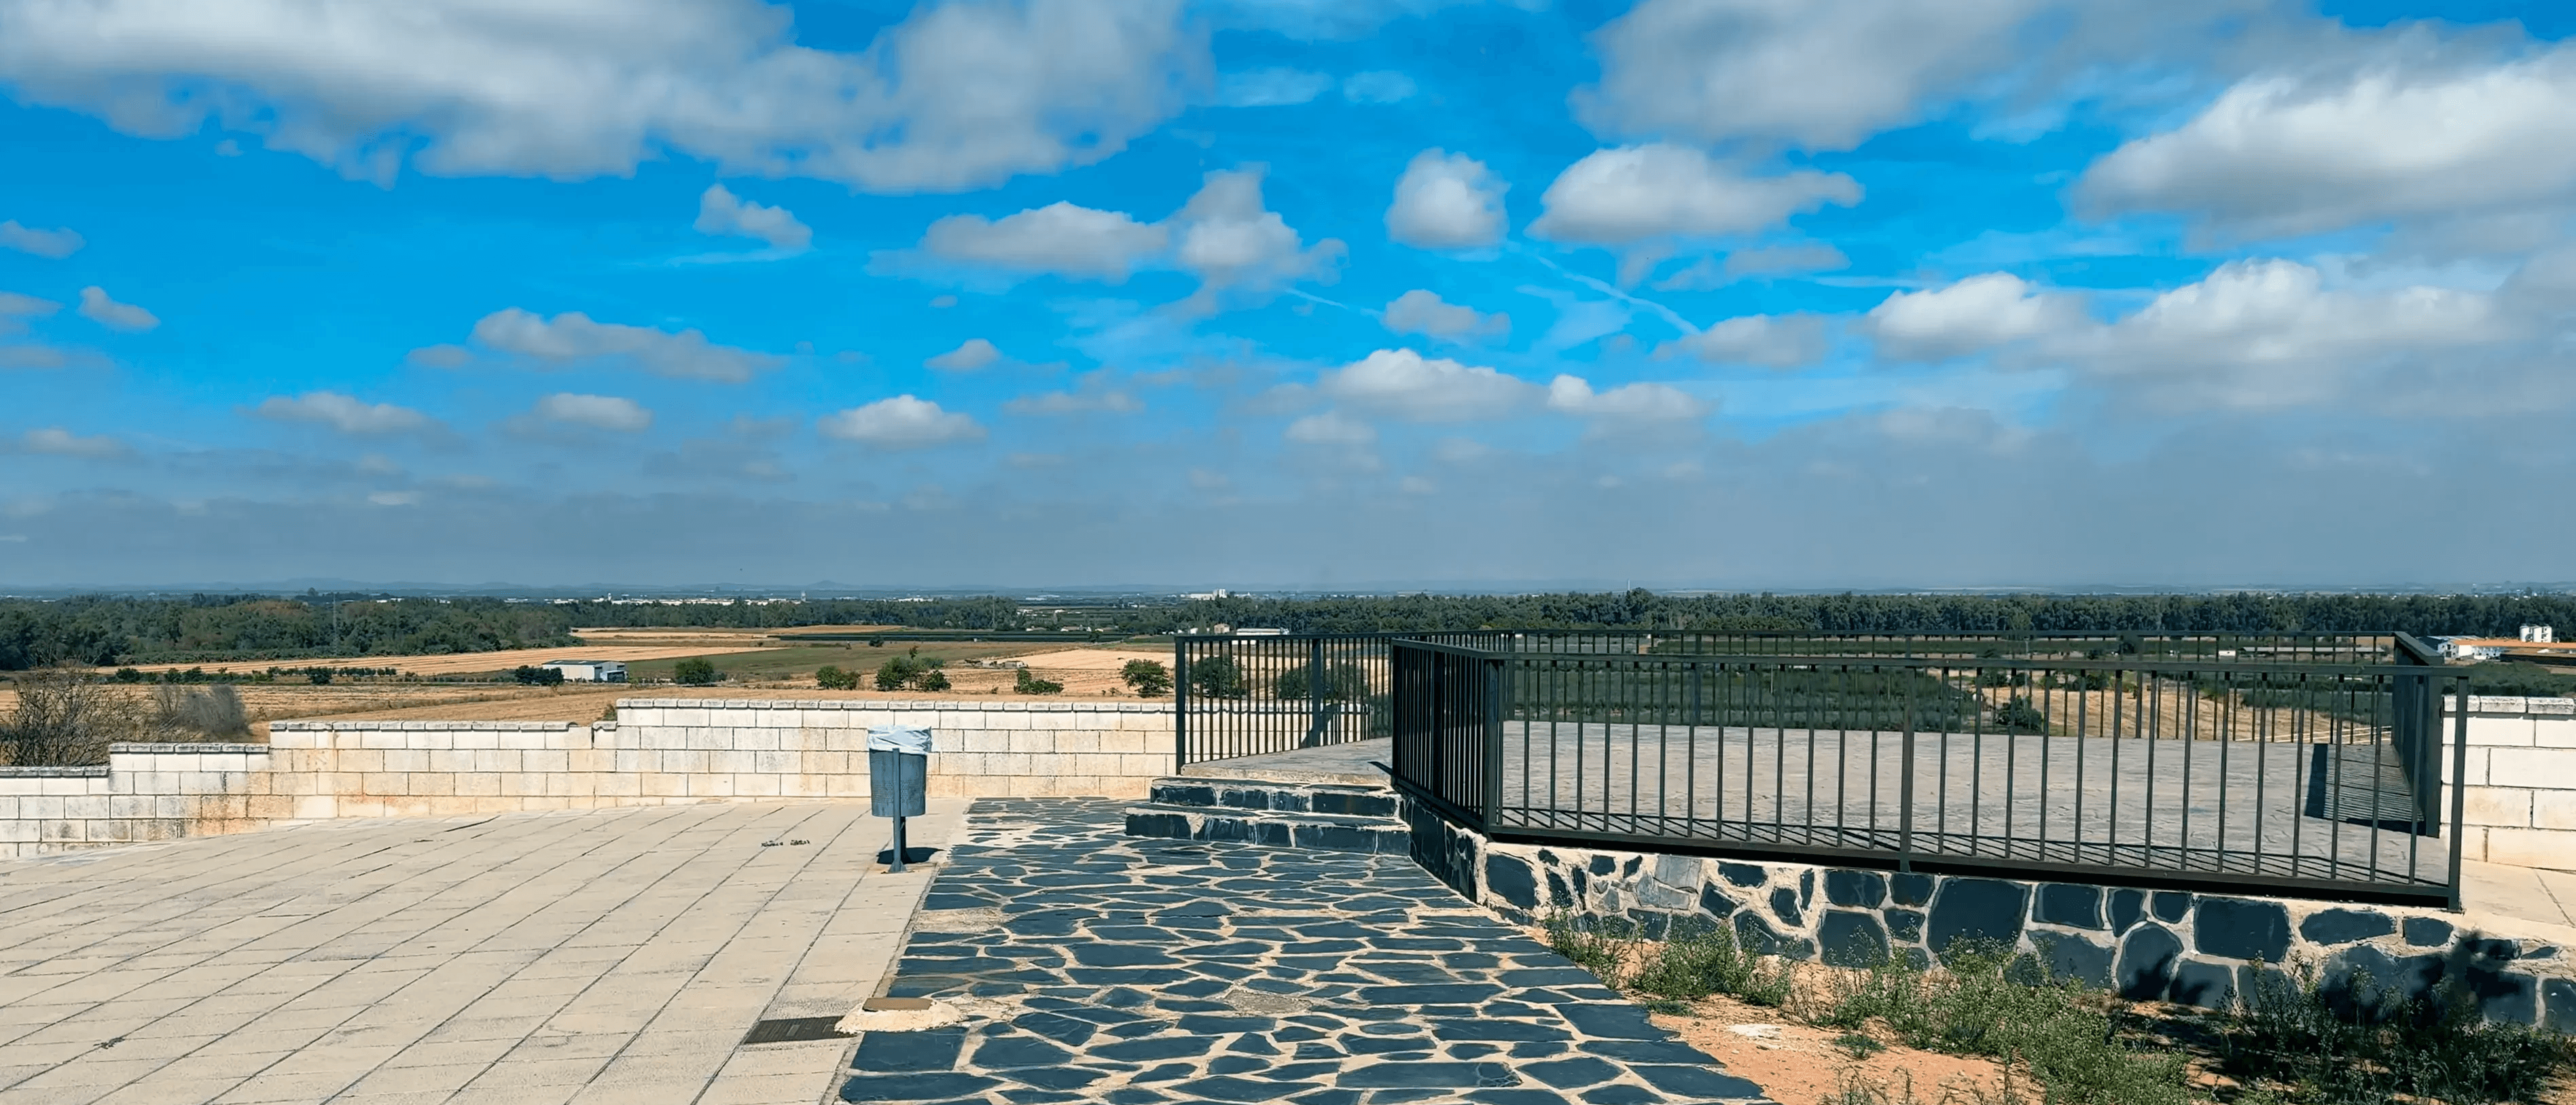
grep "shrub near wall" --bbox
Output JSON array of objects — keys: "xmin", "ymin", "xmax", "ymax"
[{"xmin": 1403, "ymin": 798, "xmax": 2576, "ymax": 1032}]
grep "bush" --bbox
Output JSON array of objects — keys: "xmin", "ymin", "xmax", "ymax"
[
  {"xmin": 1992, "ymin": 695, "xmax": 2050, "ymax": 733},
  {"xmin": 510, "ymin": 665, "xmax": 564, "ymax": 686},
  {"xmin": 2, "ymin": 668, "xmax": 138, "ymax": 766},
  {"xmin": 306, "ymin": 669, "xmax": 332, "ymax": 685},
  {"xmin": 2223, "ymin": 958, "xmax": 2573, "ymax": 1104},
  {"xmin": 918, "ymin": 669, "xmax": 950, "ymax": 692},
  {"xmin": 1273, "ymin": 661, "xmax": 1370, "ymax": 701},
  {"xmin": 1816, "ymin": 941, "xmax": 2187, "ymax": 1105},
  {"xmin": 673, "ymin": 658, "xmax": 720, "ymax": 686},
  {"xmin": 1121, "ymin": 659, "xmax": 1172, "ymax": 697},
  {"xmin": 1014, "ymin": 667, "xmax": 1063, "ymax": 695},
  {"xmin": 815, "ymin": 665, "xmax": 860, "ymax": 690},
  {"xmin": 1628, "ymin": 917, "xmax": 1791, "ymax": 1007},
  {"xmin": 152, "ymin": 684, "xmax": 249, "ymax": 739}
]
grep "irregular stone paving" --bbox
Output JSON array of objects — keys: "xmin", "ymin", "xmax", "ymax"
[{"xmin": 846, "ymin": 798, "xmax": 1779, "ymax": 1105}]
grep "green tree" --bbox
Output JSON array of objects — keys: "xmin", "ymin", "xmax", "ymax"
[
  {"xmin": 815, "ymin": 665, "xmax": 860, "ymax": 690},
  {"xmin": 1014, "ymin": 667, "xmax": 1064, "ymax": 695},
  {"xmin": 512, "ymin": 665, "xmax": 565, "ymax": 686},
  {"xmin": 1187, "ymin": 656, "xmax": 1246, "ymax": 699},
  {"xmin": 1274, "ymin": 661, "xmax": 1369, "ymax": 701},
  {"xmin": 1121, "ymin": 659, "xmax": 1172, "ymax": 697},
  {"xmin": 673, "ymin": 657, "xmax": 720, "ymax": 686}
]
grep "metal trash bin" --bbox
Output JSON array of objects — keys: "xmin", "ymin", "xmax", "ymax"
[{"xmin": 867, "ymin": 724, "xmax": 931, "ymax": 871}]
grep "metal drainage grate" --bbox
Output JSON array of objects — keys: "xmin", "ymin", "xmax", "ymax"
[{"xmin": 739, "ymin": 1017, "xmax": 851, "ymax": 1046}]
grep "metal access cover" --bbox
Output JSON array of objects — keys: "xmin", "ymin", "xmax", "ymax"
[{"xmin": 739, "ymin": 1017, "xmax": 851, "ymax": 1045}]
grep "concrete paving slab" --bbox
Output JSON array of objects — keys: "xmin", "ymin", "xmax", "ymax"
[{"xmin": 0, "ymin": 798, "xmax": 965, "ymax": 1104}]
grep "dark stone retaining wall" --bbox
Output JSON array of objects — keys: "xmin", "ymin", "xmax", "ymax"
[{"xmin": 1401, "ymin": 797, "xmax": 2576, "ymax": 1032}]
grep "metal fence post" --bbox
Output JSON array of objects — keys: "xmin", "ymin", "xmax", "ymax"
[
  {"xmin": 1306, "ymin": 634, "xmax": 1327, "ymax": 748},
  {"xmin": 1484, "ymin": 654, "xmax": 1507, "ymax": 832},
  {"xmin": 1173, "ymin": 639, "xmax": 1190, "ymax": 774},
  {"xmin": 2448, "ymin": 675, "xmax": 2471, "ymax": 913},
  {"xmin": 1899, "ymin": 668, "xmax": 1917, "ymax": 873}
]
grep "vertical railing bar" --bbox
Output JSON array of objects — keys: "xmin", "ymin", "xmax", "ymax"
[{"xmin": 2448, "ymin": 676, "xmax": 2469, "ymax": 911}]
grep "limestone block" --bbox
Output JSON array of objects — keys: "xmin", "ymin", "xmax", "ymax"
[
  {"xmin": 340, "ymin": 798, "xmax": 389, "ymax": 819},
  {"xmin": 522, "ymin": 750, "xmax": 570, "ymax": 774},
  {"xmin": 107, "ymin": 794, "xmax": 154, "ymax": 819},
  {"xmin": 2469, "ymin": 715, "xmax": 2537, "ymax": 747},
  {"xmin": 2491, "ymin": 748, "xmax": 2576, "ymax": 788},
  {"xmin": 1006, "ymin": 731, "xmax": 1054, "ymax": 754},
  {"xmin": 2484, "ymin": 826, "xmax": 2576, "ymax": 871},
  {"xmin": 666, "ymin": 708, "xmax": 710, "ymax": 727},
  {"xmin": 735, "ymin": 729, "xmax": 782, "ymax": 752},
  {"xmin": 735, "ymin": 773, "xmax": 782, "ymax": 797},
  {"xmin": 1115, "ymin": 753, "xmax": 1169, "ymax": 779},
  {"xmin": 407, "ymin": 773, "xmax": 454, "ymax": 796},
  {"xmin": 691, "ymin": 773, "xmax": 739, "ymax": 797},
  {"xmin": 2444, "ymin": 748, "xmax": 2492, "ymax": 786},
  {"xmin": 451, "ymin": 731, "xmax": 501, "ymax": 751},
  {"xmin": 1055, "ymin": 731, "xmax": 1103, "ymax": 754},
  {"xmin": 708, "ymin": 750, "xmax": 755, "ymax": 775},
  {"xmin": 1099, "ymin": 731, "xmax": 1151, "ymax": 755},
  {"xmin": 454, "ymin": 773, "xmax": 503, "ymax": 798},
  {"xmin": 2535, "ymin": 790, "xmax": 2576, "ymax": 830},
  {"xmin": 293, "ymin": 795, "xmax": 337, "ymax": 820},
  {"xmin": 748, "ymin": 751, "xmax": 793, "ymax": 775},
  {"xmin": 2537, "ymin": 718, "xmax": 2576, "ymax": 750},
  {"xmin": 427, "ymin": 750, "xmax": 473, "ymax": 774},
  {"xmin": 2465, "ymin": 786, "xmax": 2536, "ymax": 828},
  {"xmin": 596, "ymin": 773, "xmax": 642, "ymax": 798},
  {"xmin": 247, "ymin": 794, "xmax": 293, "ymax": 820},
  {"xmin": 641, "ymin": 773, "xmax": 688, "ymax": 798},
  {"xmin": 686, "ymin": 727, "xmax": 728, "ymax": 752},
  {"xmin": 499, "ymin": 773, "xmax": 541, "ymax": 797}
]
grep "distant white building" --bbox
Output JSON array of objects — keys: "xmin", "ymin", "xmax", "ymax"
[
  {"xmin": 2524, "ymin": 625, "xmax": 2556, "ymax": 643},
  {"xmin": 541, "ymin": 660, "xmax": 628, "ymax": 682},
  {"xmin": 2433, "ymin": 638, "xmax": 2508, "ymax": 663}
]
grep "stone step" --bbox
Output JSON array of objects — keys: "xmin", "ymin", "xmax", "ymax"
[
  {"xmin": 1145, "ymin": 776, "xmax": 1397, "ymax": 820},
  {"xmin": 1124, "ymin": 802, "xmax": 1409, "ymax": 855}
]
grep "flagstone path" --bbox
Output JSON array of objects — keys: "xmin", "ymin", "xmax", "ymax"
[{"xmin": 843, "ymin": 798, "xmax": 1779, "ymax": 1105}]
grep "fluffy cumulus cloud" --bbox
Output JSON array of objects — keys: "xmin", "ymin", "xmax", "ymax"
[
  {"xmin": 252, "ymin": 391, "xmax": 435, "ymax": 435},
  {"xmin": 818, "ymin": 395, "xmax": 984, "ymax": 449},
  {"xmin": 2067, "ymin": 258, "xmax": 2508, "ymax": 408},
  {"xmin": 1545, "ymin": 376, "xmax": 1709, "ymax": 420},
  {"xmin": 76, "ymin": 286, "xmax": 157, "ymax": 331},
  {"xmin": 919, "ymin": 202, "xmax": 1167, "ymax": 281},
  {"xmin": 2080, "ymin": 46, "xmax": 2576, "ymax": 239},
  {"xmin": 464, "ymin": 309, "xmax": 783, "ymax": 382},
  {"xmin": 1170, "ymin": 166, "xmax": 1344, "ymax": 305},
  {"xmin": 1662, "ymin": 313, "xmax": 1829, "ymax": 367},
  {"xmin": 927, "ymin": 338, "xmax": 1003, "ymax": 371},
  {"xmin": 1574, "ymin": 0, "xmax": 2048, "ymax": 151},
  {"xmin": 1529, "ymin": 145, "xmax": 1861, "ymax": 270},
  {"xmin": 1866, "ymin": 273, "xmax": 2081, "ymax": 360},
  {"xmin": 0, "ymin": 0, "xmax": 1206, "ymax": 191},
  {"xmin": 1319, "ymin": 348, "xmax": 1536, "ymax": 421},
  {"xmin": 0, "ymin": 220, "xmax": 82, "ymax": 258},
  {"xmin": 19, "ymin": 427, "xmax": 128, "ymax": 458},
  {"xmin": 1385, "ymin": 149, "xmax": 1507, "ymax": 249},
  {"xmin": 1382, "ymin": 290, "xmax": 1508, "ymax": 341},
  {"xmin": 530, "ymin": 393, "xmax": 654, "ymax": 432},
  {"xmin": 693, "ymin": 184, "xmax": 810, "ymax": 250},
  {"xmin": 1216, "ymin": 67, "xmax": 1336, "ymax": 107}
]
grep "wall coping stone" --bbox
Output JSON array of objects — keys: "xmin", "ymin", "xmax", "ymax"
[
  {"xmin": 609, "ymin": 697, "xmax": 1177, "ymax": 713},
  {"xmin": 2458, "ymin": 695, "xmax": 2576, "ymax": 716},
  {"xmin": 270, "ymin": 720, "xmax": 577, "ymax": 731},
  {"xmin": 0, "ymin": 765, "xmax": 109, "ymax": 777},
  {"xmin": 107, "ymin": 742, "xmax": 271, "ymax": 754}
]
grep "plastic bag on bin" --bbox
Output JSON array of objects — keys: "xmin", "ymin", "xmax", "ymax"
[{"xmin": 866, "ymin": 724, "xmax": 933, "ymax": 754}]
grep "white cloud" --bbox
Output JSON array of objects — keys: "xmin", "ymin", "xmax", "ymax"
[
  {"xmin": 1385, "ymin": 149, "xmax": 1507, "ymax": 249},
  {"xmin": 253, "ymin": 391, "xmax": 435, "ymax": 436},
  {"xmin": 1004, "ymin": 372, "xmax": 1143, "ymax": 415},
  {"xmin": 1661, "ymin": 313, "xmax": 1829, "ymax": 367},
  {"xmin": 1545, "ymin": 376, "xmax": 1710, "ymax": 420},
  {"xmin": 2066, "ymin": 258, "xmax": 2507, "ymax": 408},
  {"xmin": 20, "ymin": 427, "xmax": 127, "ymax": 458},
  {"xmin": 1727, "ymin": 243, "xmax": 1850, "ymax": 277},
  {"xmin": 0, "ymin": 0, "xmax": 1206, "ymax": 192},
  {"xmin": 531, "ymin": 393, "xmax": 654, "ymax": 432},
  {"xmin": 1217, "ymin": 67, "xmax": 1334, "ymax": 107},
  {"xmin": 926, "ymin": 338, "xmax": 1003, "ymax": 372},
  {"xmin": 1319, "ymin": 348, "xmax": 1537, "ymax": 421},
  {"xmin": 466, "ymin": 309, "xmax": 782, "ymax": 382},
  {"xmin": 77, "ymin": 286, "xmax": 158, "ymax": 331},
  {"xmin": 1382, "ymin": 290, "xmax": 1509, "ymax": 342},
  {"xmin": 1342, "ymin": 71, "xmax": 1416, "ymax": 103},
  {"xmin": 1574, "ymin": 0, "xmax": 2052, "ymax": 151},
  {"xmin": 0, "ymin": 291, "xmax": 58, "ymax": 336},
  {"xmin": 0, "ymin": 220, "xmax": 82, "ymax": 258},
  {"xmin": 1528, "ymin": 144, "xmax": 1861, "ymax": 258},
  {"xmin": 1284, "ymin": 411, "xmax": 1376, "ymax": 445},
  {"xmin": 693, "ymin": 184, "xmax": 810, "ymax": 250},
  {"xmin": 1171, "ymin": 166, "xmax": 1344, "ymax": 306},
  {"xmin": 1866, "ymin": 273, "xmax": 2081, "ymax": 360},
  {"xmin": 818, "ymin": 395, "xmax": 984, "ymax": 449},
  {"xmin": 919, "ymin": 202, "xmax": 1167, "ymax": 281},
  {"xmin": 2079, "ymin": 48, "xmax": 2576, "ymax": 239}
]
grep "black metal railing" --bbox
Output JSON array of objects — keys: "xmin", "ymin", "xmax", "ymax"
[
  {"xmin": 1175, "ymin": 630, "xmax": 2395, "ymax": 769},
  {"xmin": 1386, "ymin": 637, "xmax": 2471, "ymax": 906}
]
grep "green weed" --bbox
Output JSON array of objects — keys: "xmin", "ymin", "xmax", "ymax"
[
  {"xmin": 2220, "ymin": 957, "xmax": 2573, "ymax": 1104},
  {"xmin": 1626, "ymin": 916, "xmax": 1793, "ymax": 1007}
]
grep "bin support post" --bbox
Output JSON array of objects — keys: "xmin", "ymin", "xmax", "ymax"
[{"xmin": 890, "ymin": 814, "xmax": 909, "ymax": 873}]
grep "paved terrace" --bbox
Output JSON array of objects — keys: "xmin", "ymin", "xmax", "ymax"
[{"xmin": 0, "ymin": 799, "xmax": 965, "ymax": 1105}]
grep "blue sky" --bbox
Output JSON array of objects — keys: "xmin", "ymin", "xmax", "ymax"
[{"xmin": 3, "ymin": 0, "xmax": 2575, "ymax": 590}]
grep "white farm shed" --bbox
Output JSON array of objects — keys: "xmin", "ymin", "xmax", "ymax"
[{"xmin": 540, "ymin": 659, "xmax": 628, "ymax": 683}]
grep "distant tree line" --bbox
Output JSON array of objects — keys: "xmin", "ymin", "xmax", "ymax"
[{"xmin": 14, "ymin": 589, "xmax": 2576, "ymax": 672}]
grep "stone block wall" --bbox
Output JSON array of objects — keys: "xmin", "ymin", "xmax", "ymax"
[
  {"xmin": 2450, "ymin": 695, "xmax": 2576, "ymax": 872},
  {"xmin": 0, "ymin": 699, "xmax": 1175, "ymax": 857},
  {"xmin": 1406, "ymin": 797, "xmax": 2576, "ymax": 1030}
]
